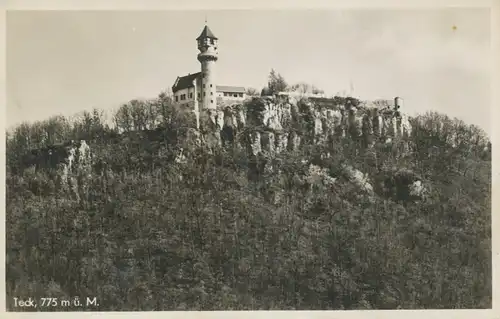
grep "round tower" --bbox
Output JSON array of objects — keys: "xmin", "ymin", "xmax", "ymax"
[
  {"xmin": 394, "ymin": 96, "xmax": 403, "ymax": 110},
  {"xmin": 197, "ymin": 24, "xmax": 218, "ymax": 111}
]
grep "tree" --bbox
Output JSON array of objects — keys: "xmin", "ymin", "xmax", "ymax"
[
  {"xmin": 245, "ymin": 87, "xmax": 260, "ymax": 97},
  {"xmin": 5, "ymin": 89, "xmax": 492, "ymax": 310},
  {"xmin": 267, "ymin": 69, "xmax": 288, "ymax": 95},
  {"xmin": 290, "ymin": 82, "xmax": 324, "ymax": 95},
  {"xmin": 114, "ymin": 104, "xmax": 133, "ymax": 133},
  {"xmin": 42, "ymin": 116, "xmax": 72, "ymax": 145},
  {"xmin": 130, "ymin": 100, "xmax": 148, "ymax": 131},
  {"xmin": 70, "ymin": 109, "xmax": 108, "ymax": 140}
]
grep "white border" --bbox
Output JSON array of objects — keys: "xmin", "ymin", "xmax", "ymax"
[{"xmin": 0, "ymin": 0, "xmax": 498, "ymax": 318}]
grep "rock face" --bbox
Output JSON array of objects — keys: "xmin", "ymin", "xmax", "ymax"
[
  {"xmin": 18, "ymin": 95, "xmax": 426, "ymax": 202},
  {"xmin": 377, "ymin": 168, "xmax": 427, "ymax": 201},
  {"xmin": 343, "ymin": 165, "xmax": 374, "ymax": 195},
  {"xmin": 409, "ymin": 180, "xmax": 425, "ymax": 198},
  {"xmin": 201, "ymin": 96, "xmax": 413, "ymax": 156},
  {"xmin": 20, "ymin": 140, "xmax": 92, "ymax": 201},
  {"xmin": 192, "ymin": 95, "xmax": 425, "ymax": 201},
  {"xmin": 59, "ymin": 140, "xmax": 92, "ymax": 201},
  {"xmin": 306, "ymin": 164, "xmax": 337, "ymax": 187}
]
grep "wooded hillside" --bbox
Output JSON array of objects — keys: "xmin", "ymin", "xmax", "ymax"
[{"xmin": 6, "ymin": 92, "xmax": 491, "ymax": 311}]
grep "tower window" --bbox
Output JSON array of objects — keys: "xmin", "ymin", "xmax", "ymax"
[
  {"xmin": 189, "ymin": 93, "xmax": 193, "ymax": 99},
  {"xmin": 181, "ymin": 94, "xmax": 186, "ymax": 101},
  {"xmin": 211, "ymin": 100, "xmax": 213, "ymax": 103},
  {"xmin": 210, "ymin": 84, "xmax": 212, "ymax": 87},
  {"xmin": 175, "ymin": 96, "xmax": 178, "ymax": 102},
  {"xmin": 203, "ymin": 92, "xmax": 206, "ymax": 97},
  {"xmin": 203, "ymin": 84, "xmax": 205, "ymax": 88},
  {"xmin": 198, "ymin": 93, "xmax": 201, "ymax": 99},
  {"xmin": 211, "ymin": 92, "xmax": 213, "ymax": 95}
]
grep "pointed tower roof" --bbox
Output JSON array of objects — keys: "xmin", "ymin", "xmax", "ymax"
[{"xmin": 196, "ymin": 25, "xmax": 218, "ymax": 40}]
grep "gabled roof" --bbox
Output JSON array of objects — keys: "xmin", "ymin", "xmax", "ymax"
[
  {"xmin": 172, "ymin": 72, "xmax": 201, "ymax": 92},
  {"xmin": 216, "ymin": 85, "xmax": 246, "ymax": 93},
  {"xmin": 196, "ymin": 25, "xmax": 218, "ymax": 40}
]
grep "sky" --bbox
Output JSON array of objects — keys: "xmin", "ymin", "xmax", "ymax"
[{"xmin": 6, "ymin": 9, "xmax": 492, "ymax": 134}]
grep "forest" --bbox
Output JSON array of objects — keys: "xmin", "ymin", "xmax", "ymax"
[{"xmin": 5, "ymin": 76, "xmax": 492, "ymax": 310}]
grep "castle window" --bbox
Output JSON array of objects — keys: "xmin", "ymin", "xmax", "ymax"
[
  {"xmin": 211, "ymin": 100, "xmax": 213, "ymax": 103},
  {"xmin": 203, "ymin": 92, "xmax": 206, "ymax": 97},
  {"xmin": 239, "ymin": 93, "xmax": 243, "ymax": 97},
  {"xmin": 210, "ymin": 84, "xmax": 212, "ymax": 87},
  {"xmin": 211, "ymin": 92, "xmax": 213, "ymax": 95},
  {"xmin": 203, "ymin": 84, "xmax": 205, "ymax": 88},
  {"xmin": 198, "ymin": 93, "xmax": 201, "ymax": 99},
  {"xmin": 181, "ymin": 94, "xmax": 186, "ymax": 101},
  {"xmin": 175, "ymin": 96, "xmax": 178, "ymax": 102},
  {"xmin": 189, "ymin": 93, "xmax": 193, "ymax": 99},
  {"xmin": 234, "ymin": 94, "xmax": 238, "ymax": 98}
]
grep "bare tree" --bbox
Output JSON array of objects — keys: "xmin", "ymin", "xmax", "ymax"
[
  {"xmin": 114, "ymin": 104, "xmax": 133, "ymax": 133},
  {"xmin": 246, "ymin": 87, "xmax": 260, "ymax": 97},
  {"xmin": 290, "ymin": 82, "xmax": 324, "ymax": 95}
]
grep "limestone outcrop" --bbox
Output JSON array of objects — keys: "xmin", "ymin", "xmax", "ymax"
[
  {"xmin": 204, "ymin": 95, "xmax": 413, "ymax": 156},
  {"xmin": 18, "ymin": 95, "xmax": 428, "ymax": 202},
  {"xmin": 20, "ymin": 140, "xmax": 92, "ymax": 201},
  {"xmin": 195, "ymin": 95, "xmax": 422, "ymax": 200}
]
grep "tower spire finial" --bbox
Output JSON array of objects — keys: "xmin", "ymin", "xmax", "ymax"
[{"xmin": 205, "ymin": 14, "xmax": 207, "ymax": 25}]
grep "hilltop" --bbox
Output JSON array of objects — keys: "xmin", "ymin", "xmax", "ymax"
[{"xmin": 5, "ymin": 92, "xmax": 492, "ymax": 310}]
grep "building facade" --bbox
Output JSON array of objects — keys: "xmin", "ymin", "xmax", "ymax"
[{"xmin": 172, "ymin": 24, "xmax": 247, "ymax": 128}]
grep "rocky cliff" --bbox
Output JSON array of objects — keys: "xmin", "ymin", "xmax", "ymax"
[
  {"xmin": 18, "ymin": 95, "xmax": 464, "ymax": 203},
  {"xmin": 193, "ymin": 95, "xmax": 420, "ymax": 201},
  {"xmin": 200, "ymin": 95, "xmax": 412, "ymax": 155},
  {"xmin": 14, "ymin": 92, "xmax": 492, "ymax": 205},
  {"xmin": 21, "ymin": 92, "xmax": 491, "ymax": 208}
]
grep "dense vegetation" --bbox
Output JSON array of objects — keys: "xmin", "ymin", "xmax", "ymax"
[{"xmin": 6, "ymin": 89, "xmax": 491, "ymax": 311}]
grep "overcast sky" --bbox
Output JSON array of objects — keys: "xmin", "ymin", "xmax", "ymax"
[{"xmin": 6, "ymin": 9, "xmax": 491, "ymax": 134}]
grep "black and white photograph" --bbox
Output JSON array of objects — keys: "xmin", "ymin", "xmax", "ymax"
[{"xmin": 3, "ymin": 2, "xmax": 496, "ymax": 314}]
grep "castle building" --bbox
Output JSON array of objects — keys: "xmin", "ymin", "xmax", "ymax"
[{"xmin": 172, "ymin": 24, "xmax": 246, "ymax": 128}]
